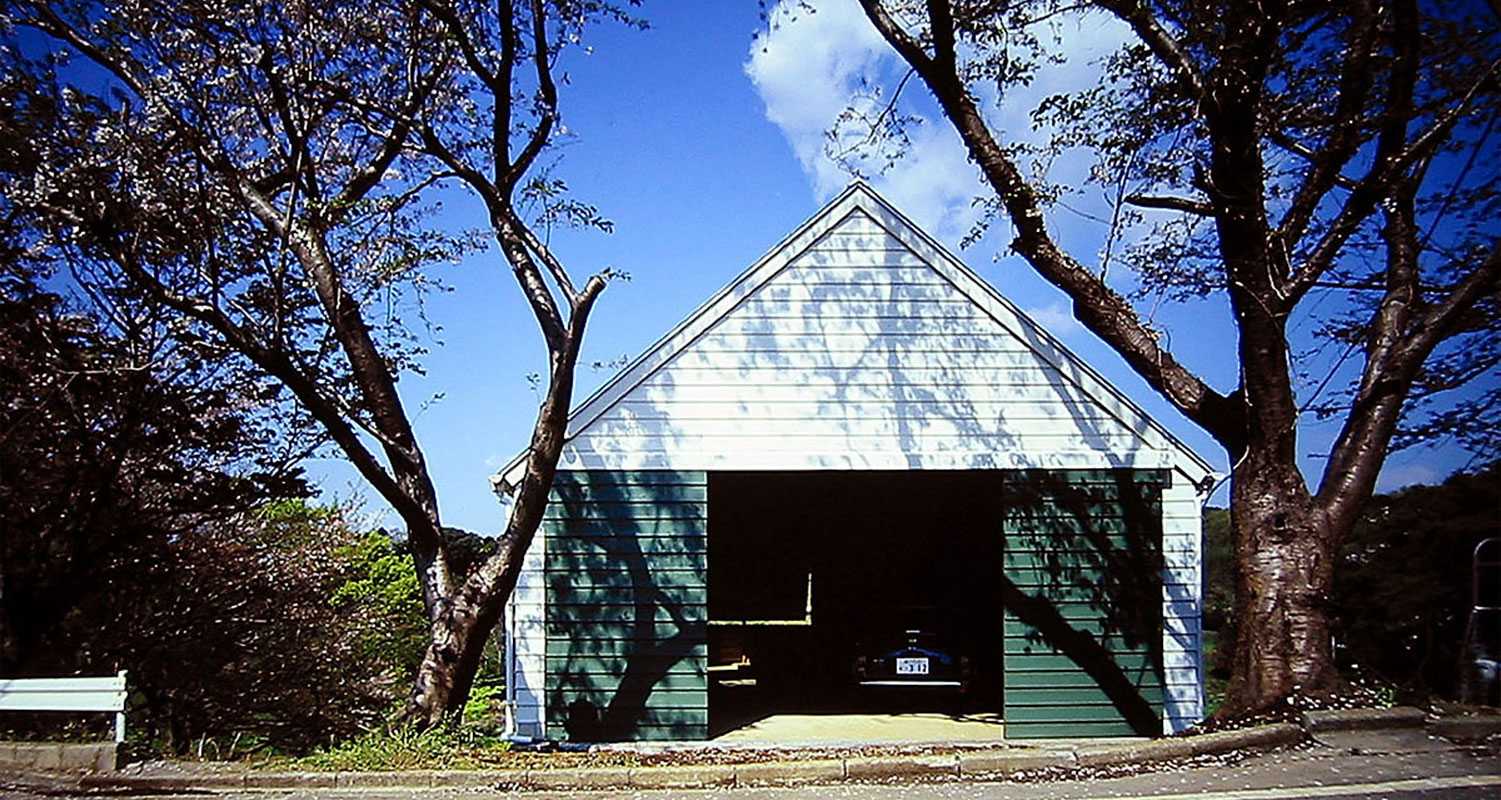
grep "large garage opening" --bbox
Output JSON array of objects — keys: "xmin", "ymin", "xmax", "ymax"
[{"xmin": 707, "ymin": 471, "xmax": 1005, "ymax": 742}]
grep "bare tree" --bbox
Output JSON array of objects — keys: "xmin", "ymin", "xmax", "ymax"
[
  {"xmin": 848, "ymin": 0, "xmax": 1500, "ymax": 715},
  {"xmin": 3, "ymin": 0, "xmax": 632, "ymax": 724},
  {"xmin": 398, "ymin": 0, "xmax": 639, "ymax": 725}
]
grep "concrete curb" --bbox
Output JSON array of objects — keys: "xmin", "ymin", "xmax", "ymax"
[
  {"xmin": 1077, "ymin": 724, "xmax": 1305, "ymax": 769},
  {"xmin": 733, "ymin": 758, "xmax": 845, "ymax": 786},
  {"xmin": 845, "ymin": 753, "xmax": 960, "ymax": 781},
  {"xmin": 958, "ymin": 748, "xmax": 1075, "ymax": 776},
  {"xmin": 65, "ymin": 721, "xmax": 1305, "ymax": 793},
  {"xmin": 1301, "ymin": 706, "xmax": 1426, "ymax": 733},
  {"xmin": 1429, "ymin": 716, "xmax": 1501, "ymax": 743}
]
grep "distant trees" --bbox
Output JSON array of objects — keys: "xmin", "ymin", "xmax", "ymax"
[
  {"xmin": 110, "ymin": 502, "xmax": 397, "ymax": 753},
  {"xmin": 2, "ymin": 0, "xmax": 635, "ymax": 725},
  {"xmin": 1332, "ymin": 463, "xmax": 1501, "ymax": 699},
  {"xmin": 853, "ymin": 0, "xmax": 1500, "ymax": 715},
  {"xmin": 0, "ymin": 272, "xmax": 447, "ymax": 750},
  {"xmin": 1204, "ymin": 461, "xmax": 1501, "ymax": 702}
]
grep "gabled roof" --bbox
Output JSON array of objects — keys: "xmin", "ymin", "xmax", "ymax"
[{"xmin": 493, "ymin": 182, "xmax": 1215, "ymax": 493}]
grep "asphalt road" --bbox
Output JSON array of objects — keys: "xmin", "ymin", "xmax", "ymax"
[{"xmin": 5, "ymin": 730, "xmax": 1499, "ymax": 799}]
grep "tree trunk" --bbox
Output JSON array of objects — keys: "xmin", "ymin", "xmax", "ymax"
[
  {"xmin": 1219, "ymin": 445, "xmax": 1341, "ymax": 716},
  {"xmin": 403, "ymin": 363, "xmax": 572, "ymax": 725},
  {"xmin": 404, "ymin": 286, "xmax": 596, "ymax": 726}
]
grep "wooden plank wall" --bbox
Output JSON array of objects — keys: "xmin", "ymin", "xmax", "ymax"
[
  {"xmin": 553, "ymin": 209, "xmax": 1178, "ymax": 474},
  {"xmin": 542, "ymin": 470, "xmax": 709, "ymax": 741},
  {"xmin": 1002, "ymin": 469, "xmax": 1169, "ymax": 738},
  {"xmin": 1160, "ymin": 477, "xmax": 1205, "ymax": 733}
]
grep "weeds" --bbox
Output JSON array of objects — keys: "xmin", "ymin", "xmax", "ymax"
[{"xmin": 294, "ymin": 724, "xmax": 511, "ymax": 771}]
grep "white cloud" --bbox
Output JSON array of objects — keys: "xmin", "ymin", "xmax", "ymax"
[
  {"xmin": 745, "ymin": 1, "xmax": 981, "ymax": 241},
  {"xmin": 746, "ymin": 1, "xmax": 1132, "ymax": 248}
]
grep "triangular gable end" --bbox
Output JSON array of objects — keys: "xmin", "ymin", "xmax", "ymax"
[{"xmin": 494, "ymin": 182, "xmax": 1214, "ymax": 491}]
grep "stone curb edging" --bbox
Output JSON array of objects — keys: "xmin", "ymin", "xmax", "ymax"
[
  {"xmin": 0, "ymin": 742, "xmax": 117, "ymax": 772},
  {"xmin": 1429, "ymin": 716, "xmax": 1501, "ymax": 743},
  {"xmin": 1301, "ymin": 706, "xmax": 1427, "ymax": 733},
  {"xmin": 76, "ymin": 722, "xmax": 1306, "ymax": 793}
]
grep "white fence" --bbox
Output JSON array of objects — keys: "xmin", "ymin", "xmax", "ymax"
[{"xmin": 0, "ymin": 671, "xmax": 128, "ymax": 743}]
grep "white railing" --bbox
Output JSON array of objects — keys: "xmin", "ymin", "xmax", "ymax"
[{"xmin": 0, "ymin": 671, "xmax": 128, "ymax": 743}]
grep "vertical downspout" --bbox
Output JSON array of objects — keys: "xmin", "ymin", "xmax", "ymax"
[{"xmin": 503, "ymin": 594, "xmax": 517, "ymax": 739}]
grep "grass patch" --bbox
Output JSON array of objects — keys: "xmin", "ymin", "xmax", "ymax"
[
  {"xmin": 1203, "ymin": 629, "xmax": 1227, "ymax": 717},
  {"xmin": 292, "ymin": 725, "xmax": 513, "ymax": 772}
]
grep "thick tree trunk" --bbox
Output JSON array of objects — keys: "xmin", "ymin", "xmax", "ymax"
[{"xmin": 1219, "ymin": 446, "xmax": 1340, "ymax": 716}]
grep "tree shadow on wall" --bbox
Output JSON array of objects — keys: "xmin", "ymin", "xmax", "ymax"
[
  {"xmin": 1000, "ymin": 469, "xmax": 1166, "ymax": 735},
  {"xmin": 547, "ymin": 481, "xmax": 707, "ymax": 742}
]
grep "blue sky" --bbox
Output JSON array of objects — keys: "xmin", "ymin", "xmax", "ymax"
[{"xmin": 309, "ymin": 0, "xmax": 1487, "ymax": 534}]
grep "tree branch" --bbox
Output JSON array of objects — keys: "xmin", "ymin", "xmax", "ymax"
[
  {"xmin": 858, "ymin": 0, "xmax": 1242, "ymax": 447},
  {"xmin": 492, "ymin": 207, "xmax": 570, "ymax": 353},
  {"xmin": 1274, "ymin": 0, "xmax": 1380, "ymax": 250},
  {"xmin": 503, "ymin": 0, "xmax": 559, "ymax": 196},
  {"xmin": 1267, "ymin": 130, "xmax": 1359, "ymax": 190},
  {"xmin": 331, "ymin": 59, "xmax": 445, "ymax": 215},
  {"xmin": 1317, "ymin": 239, "xmax": 1501, "ymax": 528},
  {"xmin": 418, "ymin": 0, "xmax": 504, "ymax": 97},
  {"xmin": 515, "ymin": 216, "xmax": 578, "ymax": 303},
  {"xmin": 1095, "ymin": 0, "xmax": 1210, "ymax": 113},
  {"xmin": 857, "ymin": 0, "xmax": 934, "ymax": 70},
  {"xmin": 16, "ymin": 3, "xmax": 150, "ymax": 100},
  {"xmin": 1283, "ymin": 52, "xmax": 1501, "ymax": 306},
  {"xmin": 1124, "ymin": 193, "xmax": 1214, "ymax": 216},
  {"xmin": 87, "ymin": 223, "xmax": 429, "ymax": 534}
]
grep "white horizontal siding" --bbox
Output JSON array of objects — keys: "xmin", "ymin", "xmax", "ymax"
[
  {"xmin": 588, "ymin": 382, "xmax": 1159, "ymax": 406},
  {"xmin": 701, "ymin": 313, "xmax": 1041, "ymax": 337},
  {"xmin": 571, "ymin": 432, "xmax": 1157, "ymax": 453},
  {"xmin": 773, "ymin": 265, "xmax": 954, "ymax": 285},
  {"xmin": 555, "ymin": 450, "xmax": 1177, "ymax": 473},
  {"xmin": 663, "ymin": 349, "xmax": 1076, "ymax": 371},
  {"xmin": 743, "ymin": 275, "xmax": 966, "ymax": 302},
  {"xmin": 559, "ymin": 209, "xmax": 1174, "ymax": 473},
  {"xmin": 690, "ymin": 332, "xmax": 1031, "ymax": 353},
  {"xmin": 1161, "ymin": 479, "xmax": 1204, "ymax": 733},
  {"xmin": 509, "ymin": 526, "xmax": 546, "ymax": 739},
  {"xmin": 610, "ymin": 400, "xmax": 1123, "ymax": 421}
]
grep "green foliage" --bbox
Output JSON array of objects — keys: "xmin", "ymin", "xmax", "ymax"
[
  {"xmin": 296, "ymin": 724, "xmax": 510, "ymax": 772},
  {"xmin": 1332, "ymin": 462, "xmax": 1501, "ymax": 699},
  {"xmin": 332, "ymin": 531, "xmax": 429, "ymax": 679},
  {"xmin": 1202, "ymin": 629, "xmax": 1226, "ymax": 717},
  {"xmin": 1202, "ymin": 507, "xmax": 1233, "ymax": 631},
  {"xmin": 461, "ymin": 684, "xmax": 508, "ymax": 736},
  {"xmin": 1204, "ymin": 463, "xmax": 1501, "ymax": 701}
]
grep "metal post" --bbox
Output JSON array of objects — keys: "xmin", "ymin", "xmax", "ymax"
[
  {"xmin": 115, "ymin": 670, "xmax": 128, "ymax": 744},
  {"xmin": 1462, "ymin": 539, "xmax": 1501, "ymax": 704}
]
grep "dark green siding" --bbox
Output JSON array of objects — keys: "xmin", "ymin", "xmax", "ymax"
[
  {"xmin": 1002, "ymin": 469, "xmax": 1166, "ymax": 739},
  {"xmin": 543, "ymin": 471, "xmax": 708, "ymax": 741}
]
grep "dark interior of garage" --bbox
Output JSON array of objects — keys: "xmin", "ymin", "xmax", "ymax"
[{"xmin": 707, "ymin": 471, "xmax": 1006, "ymax": 737}]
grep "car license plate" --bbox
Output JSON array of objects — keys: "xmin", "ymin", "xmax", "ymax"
[{"xmin": 895, "ymin": 657, "xmax": 929, "ymax": 675}]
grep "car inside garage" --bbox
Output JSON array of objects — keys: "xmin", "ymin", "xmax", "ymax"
[{"xmin": 707, "ymin": 471, "xmax": 1007, "ymax": 740}]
